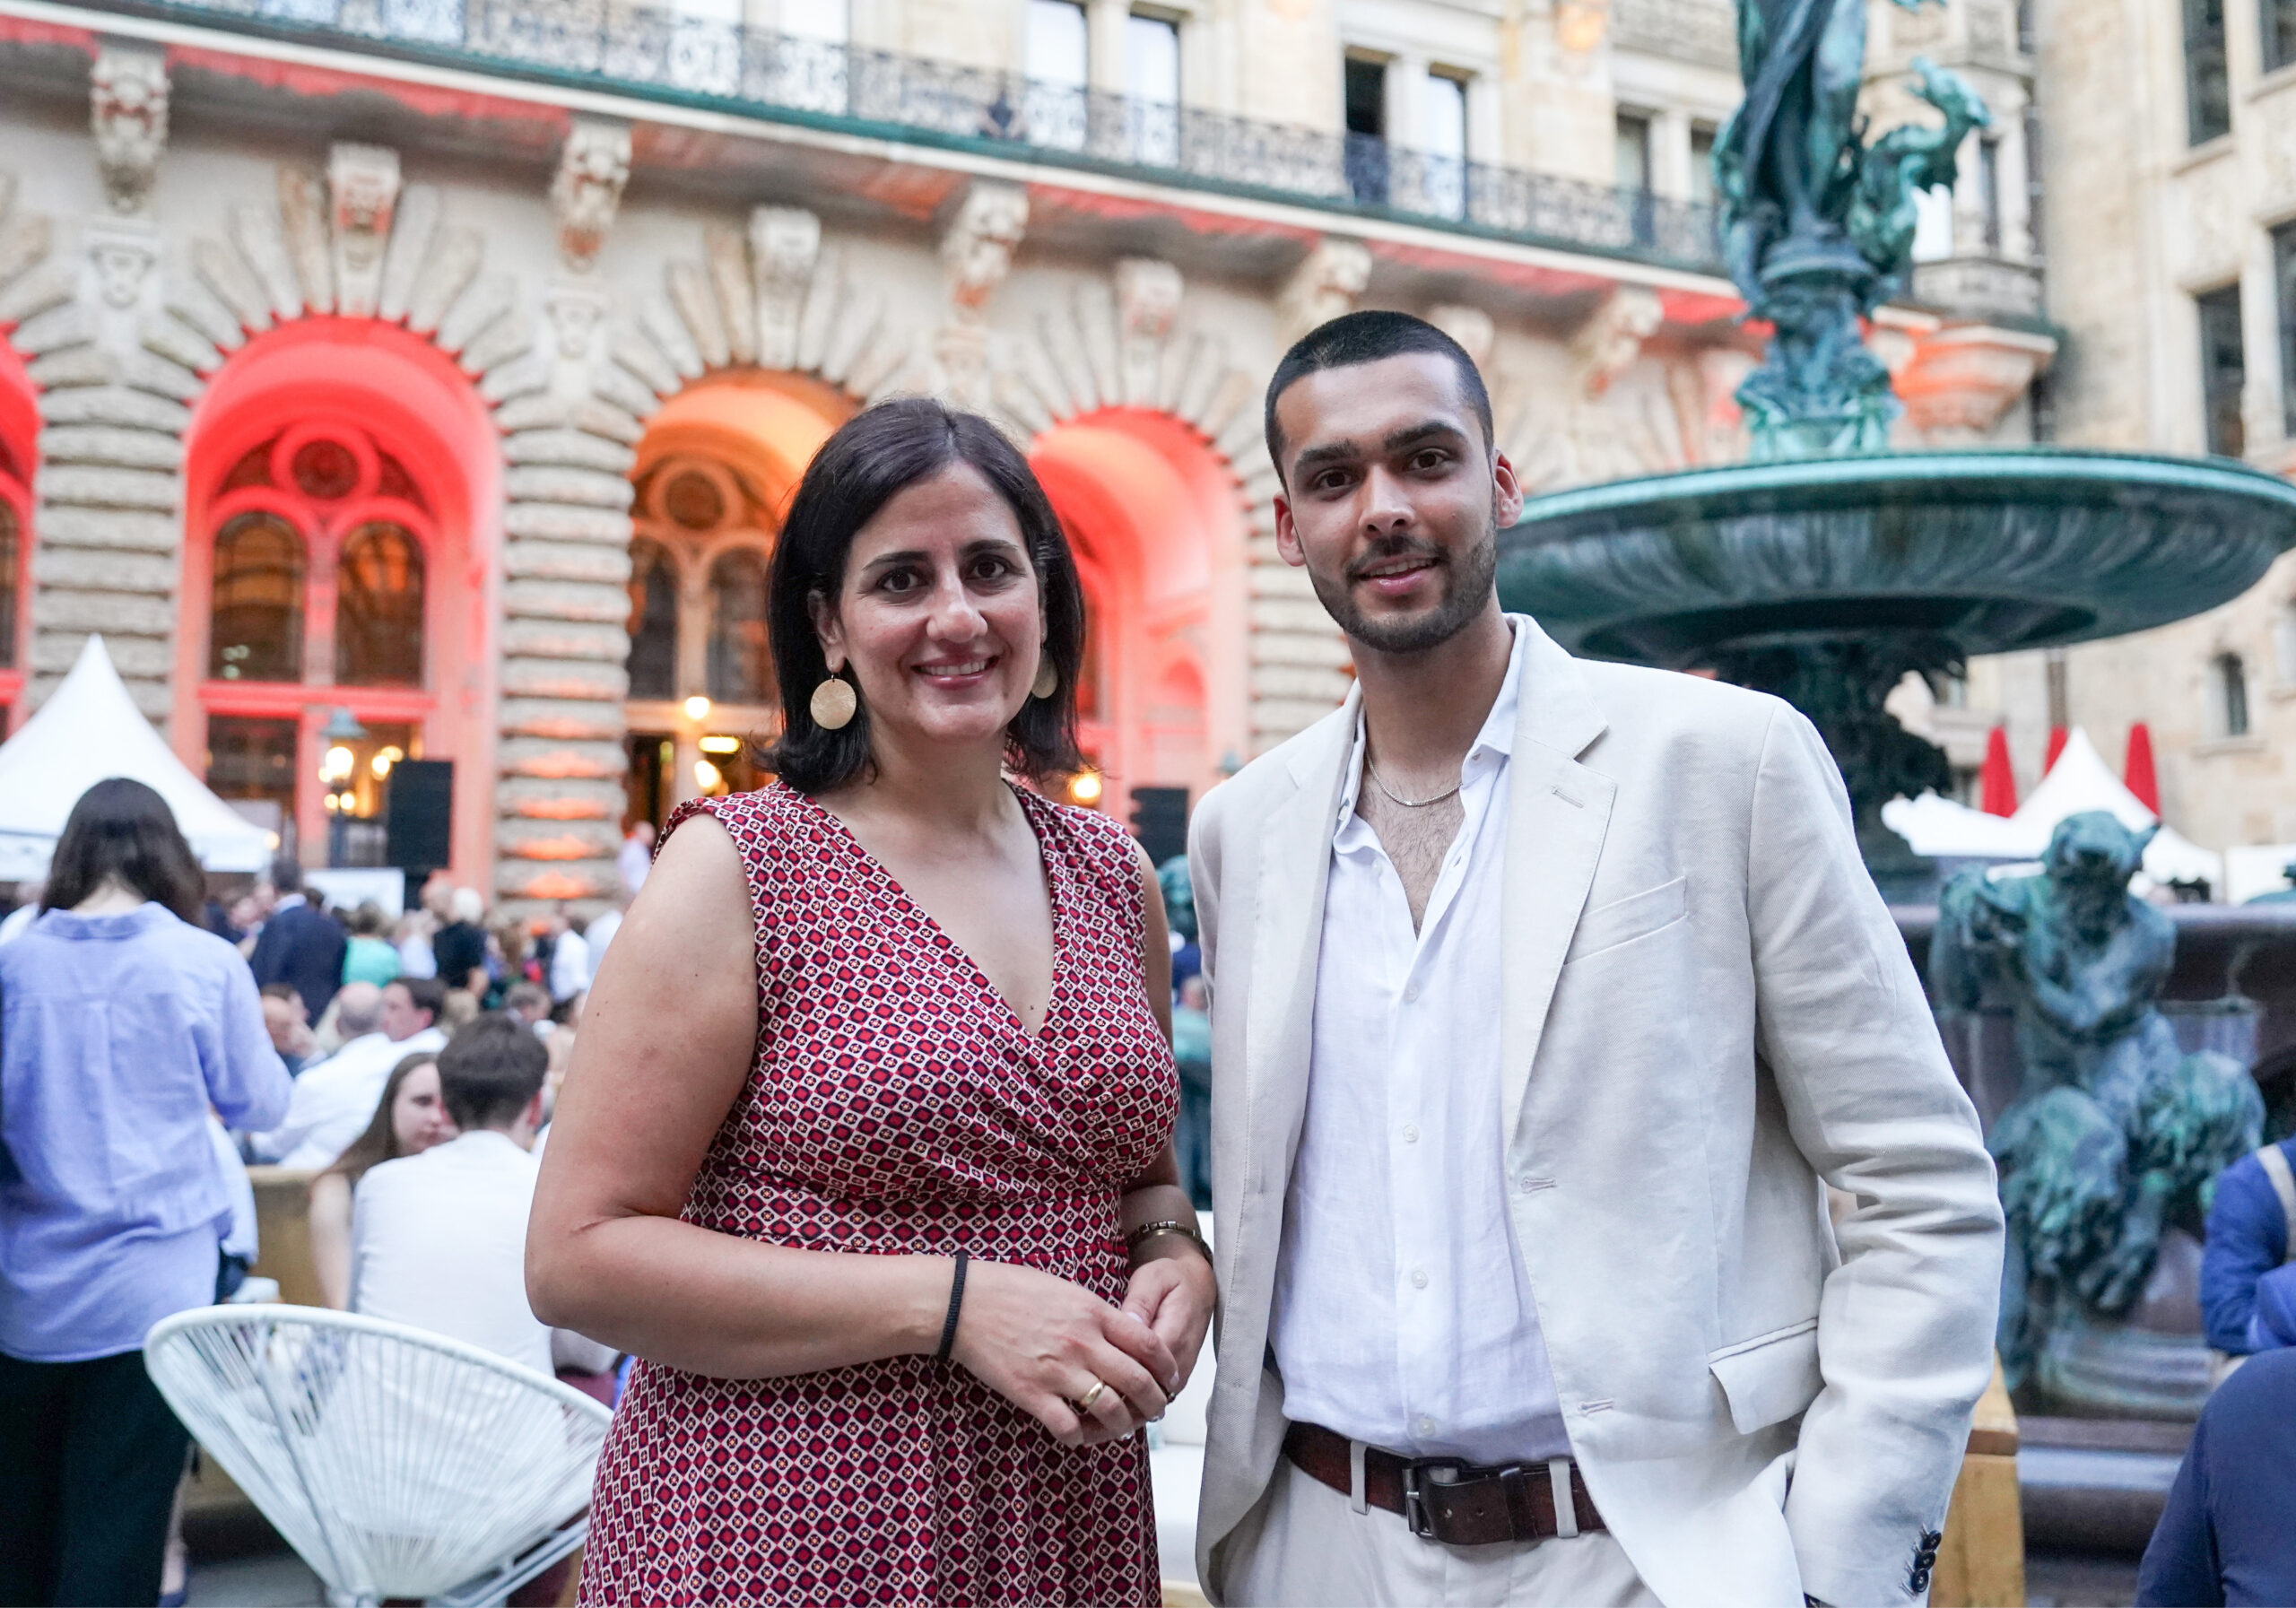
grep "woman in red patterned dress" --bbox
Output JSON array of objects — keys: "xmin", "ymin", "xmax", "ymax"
[{"xmin": 528, "ymin": 398, "xmax": 1213, "ymax": 1605}]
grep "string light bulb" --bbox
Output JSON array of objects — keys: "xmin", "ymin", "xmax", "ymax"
[{"xmin": 1068, "ymin": 770, "xmax": 1103, "ymax": 805}]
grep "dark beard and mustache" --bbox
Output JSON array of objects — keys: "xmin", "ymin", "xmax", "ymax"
[{"xmin": 1307, "ymin": 518, "xmax": 1500, "ymax": 656}]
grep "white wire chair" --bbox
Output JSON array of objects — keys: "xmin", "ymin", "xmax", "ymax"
[{"xmin": 145, "ymin": 1305, "xmax": 612, "ymax": 1608}]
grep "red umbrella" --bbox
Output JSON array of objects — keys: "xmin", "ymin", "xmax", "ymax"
[
  {"xmin": 1979, "ymin": 726, "xmax": 2018, "ymax": 816},
  {"xmin": 2043, "ymin": 726, "xmax": 2069, "ymax": 774},
  {"xmin": 2125, "ymin": 722, "xmax": 2160, "ymax": 813}
]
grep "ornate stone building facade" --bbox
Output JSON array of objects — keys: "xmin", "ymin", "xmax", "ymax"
[
  {"xmin": 0, "ymin": 0, "xmax": 2043, "ymax": 912},
  {"xmin": 1978, "ymin": 0, "xmax": 2296, "ymax": 881}
]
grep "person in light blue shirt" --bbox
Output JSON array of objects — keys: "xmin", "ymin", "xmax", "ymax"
[{"xmin": 0, "ymin": 777, "xmax": 291, "ymax": 1608}]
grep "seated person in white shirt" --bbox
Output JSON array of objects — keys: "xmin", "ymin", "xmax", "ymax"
[
  {"xmin": 351, "ymin": 1013, "xmax": 613, "ymax": 1379},
  {"xmin": 248, "ymin": 978, "xmax": 449, "ymax": 1169}
]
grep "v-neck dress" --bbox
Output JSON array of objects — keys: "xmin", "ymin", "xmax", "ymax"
[{"xmin": 580, "ymin": 781, "xmax": 1176, "ymax": 1607}]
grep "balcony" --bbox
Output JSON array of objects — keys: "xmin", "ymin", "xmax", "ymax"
[{"xmin": 73, "ymin": 0, "xmax": 1726, "ymax": 276}]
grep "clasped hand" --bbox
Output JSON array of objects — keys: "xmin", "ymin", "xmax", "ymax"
[{"xmin": 951, "ymin": 1256, "xmax": 1213, "ymax": 1448}]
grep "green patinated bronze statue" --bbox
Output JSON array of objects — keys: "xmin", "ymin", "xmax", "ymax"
[
  {"xmin": 1715, "ymin": 0, "xmax": 1991, "ymax": 458},
  {"xmin": 1933, "ymin": 813, "xmax": 2263, "ymax": 1399}
]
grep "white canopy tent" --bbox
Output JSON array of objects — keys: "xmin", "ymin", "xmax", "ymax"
[
  {"xmin": 0, "ymin": 635, "xmax": 274, "ymax": 881},
  {"xmin": 1881, "ymin": 726, "xmax": 2224, "ymax": 891}
]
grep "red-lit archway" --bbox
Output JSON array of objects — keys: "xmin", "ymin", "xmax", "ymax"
[
  {"xmin": 622, "ymin": 369, "xmax": 854, "ymax": 827},
  {"xmin": 1029, "ymin": 409, "xmax": 1247, "ymax": 830},
  {"xmin": 175, "ymin": 317, "xmax": 500, "ymax": 883},
  {"xmin": 0, "ymin": 335, "xmax": 36, "ymax": 724}
]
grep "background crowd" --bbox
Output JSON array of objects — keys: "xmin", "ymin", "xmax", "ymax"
[{"xmin": 0, "ymin": 787, "xmax": 647, "ymax": 1606}]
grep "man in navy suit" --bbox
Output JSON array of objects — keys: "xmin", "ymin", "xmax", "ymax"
[
  {"xmin": 2138, "ymin": 1347, "xmax": 2296, "ymax": 1606},
  {"xmin": 250, "ymin": 858, "xmax": 348, "ymax": 1025}
]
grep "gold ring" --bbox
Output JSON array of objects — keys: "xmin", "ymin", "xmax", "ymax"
[{"xmin": 1072, "ymin": 1379, "xmax": 1109, "ymax": 1415}]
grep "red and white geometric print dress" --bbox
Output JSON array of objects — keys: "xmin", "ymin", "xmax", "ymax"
[{"xmin": 580, "ymin": 780, "xmax": 1177, "ymax": 1607}]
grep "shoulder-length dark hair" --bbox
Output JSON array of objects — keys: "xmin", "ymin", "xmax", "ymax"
[
  {"xmin": 763, "ymin": 397, "xmax": 1087, "ymax": 794},
  {"xmin": 320, "ymin": 1050, "xmax": 443, "ymax": 1191},
  {"xmin": 42, "ymin": 778, "xmax": 204, "ymax": 922}
]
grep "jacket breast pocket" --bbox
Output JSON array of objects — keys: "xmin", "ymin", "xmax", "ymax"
[
  {"xmin": 1564, "ymin": 874, "xmax": 1687, "ymax": 964},
  {"xmin": 1708, "ymin": 1317, "xmax": 1822, "ymax": 1436}
]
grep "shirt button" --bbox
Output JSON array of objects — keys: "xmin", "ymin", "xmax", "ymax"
[
  {"xmin": 1415, "ymin": 1414, "xmax": 1436, "ymax": 1437},
  {"xmin": 1411, "ymin": 1267, "xmax": 1429, "ymax": 1290},
  {"xmin": 1402, "ymin": 1123, "xmax": 1420, "ymax": 1143},
  {"xmin": 1403, "ymin": 985, "xmax": 1421, "ymax": 1004}
]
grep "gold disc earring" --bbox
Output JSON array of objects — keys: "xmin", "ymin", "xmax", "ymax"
[
  {"xmin": 1031, "ymin": 658, "xmax": 1058, "ymax": 700},
  {"xmin": 810, "ymin": 673, "xmax": 858, "ymax": 730}
]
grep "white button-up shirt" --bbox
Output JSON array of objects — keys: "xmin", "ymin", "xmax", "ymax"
[
  {"xmin": 352, "ymin": 1129, "xmax": 556, "ymax": 1377},
  {"xmin": 1270, "ymin": 622, "xmax": 1571, "ymax": 1465}
]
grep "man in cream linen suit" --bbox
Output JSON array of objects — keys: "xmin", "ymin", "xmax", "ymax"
[{"xmin": 1187, "ymin": 312, "xmax": 2005, "ymax": 1608}]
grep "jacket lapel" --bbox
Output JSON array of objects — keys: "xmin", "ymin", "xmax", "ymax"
[
  {"xmin": 1243, "ymin": 686, "xmax": 1359, "ymax": 1201},
  {"xmin": 1500, "ymin": 621, "xmax": 1615, "ymax": 1143}
]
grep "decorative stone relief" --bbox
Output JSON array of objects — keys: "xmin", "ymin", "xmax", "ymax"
[
  {"xmin": 546, "ymin": 286, "xmax": 605, "ymax": 361},
  {"xmin": 1570, "ymin": 286, "xmax": 1663, "ymax": 396},
  {"xmin": 90, "ymin": 43, "xmax": 168, "ymax": 217},
  {"xmin": 550, "ymin": 117, "xmax": 631, "ymax": 273},
  {"xmin": 937, "ymin": 180, "xmax": 1028, "ymax": 408},
  {"xmin": 1509, "ymin": 289, "xmax": 1693, "ymax": 491},
  {"xmin": 1427, "ymin": 303, "xmax": 1497, "ymax": 370},
  {"xmin": 1278, "ymin": 237, "xmax": 1370, "ymax": 343},
  {"xmin": 620, "ymin": 211, "xmax": 917, "ymax": 407},
  {"xmin": 87, "ymin": 224, "xmax": 153, "ymax": 310},
  {"xmin": 1114, "ymin": 257, "xmax": 1182, "ymax": 404},
  {"xmin": 1896, "ymin": 324, "xmax": 2058, "ymax": 443},
  {"xmin": 941, "ymin": 181, "xmax": 1029, "ymax": 318},
  {"xmin": 751, "ymin": 205, "xmax": 819, "ymax": 371},
  {"xmin": 327, "ymin": 143, "xmax": 401, "ymax": 318}
]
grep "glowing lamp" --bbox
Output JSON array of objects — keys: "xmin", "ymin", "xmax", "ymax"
[
  {"xmin": 699, "ymin": 734, "xmax": 742, "ymax": 755},
  {"xmin": 693, "ymin": 758, "xmax": 723, "ymax": 791},
  {"xmin": 683, "ymin": 695, "xmax": 712, "ymax": 722},
  {"xmin": 1068, "ymin": 770, "xmax": 1103, "ymax": 805}
]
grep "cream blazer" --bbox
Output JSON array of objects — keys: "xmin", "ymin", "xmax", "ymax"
[{"xmin": 1187, "ymin": 618, "xmax": 2004, "ymax": 1608}]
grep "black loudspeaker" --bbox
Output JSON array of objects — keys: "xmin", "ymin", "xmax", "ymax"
[
  {"xmin": 1126, "ymin": 786, "xmax": 1190, "ymax": 868},
  {"xmin": 385, "ymin": 760, "xmax": 454, "ymax": 875}
]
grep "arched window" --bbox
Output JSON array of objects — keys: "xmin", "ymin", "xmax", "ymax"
[
  {"xmin": 335, "ymin": 523, "xmax": 424, "ymax": 686},
  {"xmin": 626, "ymin": 539, "xmax": 678, "ymax": 700},
  {"xmin": 706, "ymin": 548, "xmax": 773, "ymax": 705},
  {"xmin": 2217, "ymin": 651, "xmax": 2251, "ymax": 737},
  {"xmin": 209, "ymin": 513, "xmax": 307, "ymax": 682}
]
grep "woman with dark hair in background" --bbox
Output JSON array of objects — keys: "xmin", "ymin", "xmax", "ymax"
[
  {"xmin": 531, "ymin": 398, "xmax": 1211, "ymax": 1605},
  {"xmin": 307, "ymin": 1050, "xmax": 457, "ymax": 1308},
  {"xmin": 0, "ymin": 778, "xmax": 291, "ymax": 1606}
]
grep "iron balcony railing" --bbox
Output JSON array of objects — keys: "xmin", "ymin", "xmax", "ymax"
[{"xmin": 90, "ymin": 0, "xmax": 1726, "ymax": 275}]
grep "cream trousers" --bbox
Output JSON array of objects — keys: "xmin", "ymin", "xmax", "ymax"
[{"xmin": 1224, "ymin": 1458, "xmax": 1662, "ymax": 1608}]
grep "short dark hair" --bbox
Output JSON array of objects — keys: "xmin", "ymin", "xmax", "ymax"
[
  {"xmin": 270, "ymin": 856, "xmax": 304, "ymax": 896},
  {"xmin": 436, "ymin": 1013, "xmax": 547, "ymax": 1132},
  {"xmin": 387, "ymin": 975, "xmax": 447, "ymax": 1026},
  {"xmin": 763, "ymin": 397, "xmax": 1087, "ymax": 793},
  {"xmin": 258, "ymin": 982, "xmax": 304, "ymax": 1007},
  {"xmin": 1264, "ymin": 310, "xmax": 1496, "ymax": 482},
  {"xmin": 43, "ymin": 778, "xmax": 204, "ymax": 922}
]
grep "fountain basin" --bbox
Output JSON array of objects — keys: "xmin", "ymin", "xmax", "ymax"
[{"xmin": 1498, "ymin": 448, "xmax": 2296, "ymax": 665}]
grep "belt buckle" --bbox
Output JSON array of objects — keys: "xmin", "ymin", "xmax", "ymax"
[{"xmin": 1399, "ymin": 1459, "xmax": 1459, "ymax": 1542}]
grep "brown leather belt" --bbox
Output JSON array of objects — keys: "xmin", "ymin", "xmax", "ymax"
[{"xmin": 1283, "ymin": 1421, "xmax": 1605, "ymax": 1547}]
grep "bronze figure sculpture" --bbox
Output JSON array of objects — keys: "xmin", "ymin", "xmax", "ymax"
[
  {"xmin": 1714, "ymin": 0, "xmax": 1990, "ymax": 458},
  {"xmin": 1933, "ymin": 813, "xmax": 2263, "ymax": 1402}
]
